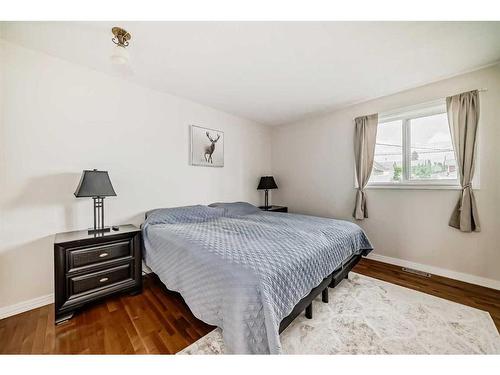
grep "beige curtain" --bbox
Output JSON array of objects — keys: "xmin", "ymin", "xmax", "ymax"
[
  {"xmin": 353, "ymin": 114, "xmax": 378, "ymax": 220},
  {"xmin": 446, "ymin": 90, "xmax": 480, "ymax": 232}
]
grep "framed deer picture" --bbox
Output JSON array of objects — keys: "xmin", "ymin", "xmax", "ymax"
[{"xmin": 190, "ymin": 125, "xmax": 224, "ymax": 167}]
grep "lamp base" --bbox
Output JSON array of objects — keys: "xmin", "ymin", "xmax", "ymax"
[{"xmin": 87, "ymin": 227, "xmax": 111, "ymax": 235}]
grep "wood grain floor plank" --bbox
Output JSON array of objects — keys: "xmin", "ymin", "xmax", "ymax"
[
  {"xmin": 20, "ymin": 309, "xmax": 38, "ymax": 353},
  {"xmin": 31, "ymin": 306, "xmax": 49, "ymax": 353}
]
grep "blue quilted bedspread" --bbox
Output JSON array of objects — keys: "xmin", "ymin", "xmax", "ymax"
[{"xmin": 142, "ymin": 202, "xmax": 372, "ymax": 354}]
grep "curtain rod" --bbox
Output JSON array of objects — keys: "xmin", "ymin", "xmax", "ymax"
[
  {"xmin": 449, "ymin": 88, "xmax": 488, "ymax": 95},
  {"xmin": 353, "ymin": 88, "xmax": 488, "ymax": 121}
]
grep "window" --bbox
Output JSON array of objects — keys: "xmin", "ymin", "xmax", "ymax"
[{"xmin": 368, "ymin": 100, "xmax": 460, "ymax": 188}]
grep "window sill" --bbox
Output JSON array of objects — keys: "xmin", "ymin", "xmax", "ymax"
[{"xmin": 365, "ymin": 184, "xmax": 470, "ymax": 190}]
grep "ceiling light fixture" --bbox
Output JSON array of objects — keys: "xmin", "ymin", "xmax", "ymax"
[{"xmin": 110, "ymin": 27, "xmax": 131, "ymax": 65}]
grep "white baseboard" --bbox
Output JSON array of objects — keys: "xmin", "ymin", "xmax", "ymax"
[
  {"xmin": 142, "ymin": 261, "xmax": 152, "ymax": 274},
  {"xmin": 367, "ymin": 253, "xmax": 500, "ymax": 291},
  {"xmin": 0, "ymin": 293, "xmax": 54, "ymax": 320}
]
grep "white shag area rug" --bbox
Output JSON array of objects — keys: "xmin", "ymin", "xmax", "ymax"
[{"xmin": 178, "ymin": 273, "xmax": 500, "ymax": 354}]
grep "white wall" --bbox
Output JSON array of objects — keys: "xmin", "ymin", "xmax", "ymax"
[
  {"xmin": 0, "ymin": 40, "xmax": 272, "ymax": 310},
  {"xmin": 271, "ymin": 64, "xmax": 500, "ymax": 284}
]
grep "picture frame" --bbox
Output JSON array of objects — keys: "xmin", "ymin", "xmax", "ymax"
[{"xmin": 190, "ymin": 125, "xmax": 224, "ymax": 167}]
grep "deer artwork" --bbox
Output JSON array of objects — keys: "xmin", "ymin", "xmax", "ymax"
[{"xmin": 204, "ymin": 131, "xmax": 221, "ymax": 163}]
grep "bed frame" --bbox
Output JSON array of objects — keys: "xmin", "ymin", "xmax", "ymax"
[{"xmin": 278, "ymin": 251, "xmax": 367, "ymax": 333}]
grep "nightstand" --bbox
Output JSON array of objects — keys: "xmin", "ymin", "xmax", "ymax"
[
  {"xmin": 259, "ymin": 205, "xmax": 288, "ymax": 213},
  {"xmin": 54, "ymin": 224, "xmax": 142, "ymax": 324}
]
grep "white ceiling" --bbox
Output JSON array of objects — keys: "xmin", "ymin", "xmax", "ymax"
[{"xmin": 1, "ymin": 22, "xmax": 500, "ymax": 125}]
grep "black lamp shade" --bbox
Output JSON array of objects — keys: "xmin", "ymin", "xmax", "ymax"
[
  {"xmin": 257, "ymin": 176, "xmax": 278, "ymax": 190},
  {"xmin": 74, "ymin": 169, "xmax": 116, "ymax": 198}
]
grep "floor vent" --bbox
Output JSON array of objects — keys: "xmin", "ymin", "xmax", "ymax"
[{"xmin": 402, "ymin": 267, "xmax": 432, "ymax": 278}]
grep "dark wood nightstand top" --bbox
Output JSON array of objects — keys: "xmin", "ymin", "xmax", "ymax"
[
  {"xmin": 54, "ymin": 224, "xmax": 140, "ymax": 244},
  {"xmin": 259, "ymin": 205, "xmax": 288, "ymax": 212}
]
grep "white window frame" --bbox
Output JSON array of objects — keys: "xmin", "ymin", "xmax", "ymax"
[{"xmin": 365, "ymin": 99, "xmax": 479, "ymax": 190}]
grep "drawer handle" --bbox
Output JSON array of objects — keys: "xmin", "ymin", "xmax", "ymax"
[
  {"xmin": 99, "ymin": 277, "xmax": 109, "ymax": 283},
  {"xmin": 99, "ymin": 253, "xmax": 109, "ymax": 258}
]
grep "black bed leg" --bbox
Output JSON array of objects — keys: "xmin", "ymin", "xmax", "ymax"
[
  {"xmin": 322, "ymin": 288, "xmax": 328, "ymax": 303},
  {"xmin": 344, "ymin": 273, "xmax": 349, "ymax": 280},
  {"xmin": 305, "ymin": 303, "xmax": 313, "ymax": 319}
]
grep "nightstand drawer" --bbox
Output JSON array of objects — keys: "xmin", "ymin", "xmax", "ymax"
[
  {"xmin": 67, "ymin": 240, "xmax": 132, "ymax": 270},
  {"xmin": 69, "ymin": 263, "xmax": 134, "ymax": 296}
]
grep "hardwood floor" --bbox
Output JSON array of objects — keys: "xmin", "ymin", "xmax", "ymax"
[
  {"xmin": 0, "ymin": 275, "xmax": 214, "ymax": 354},
  {"xmin": 0, "ymin": 258, "xmax": 498, "ymax": 354}
]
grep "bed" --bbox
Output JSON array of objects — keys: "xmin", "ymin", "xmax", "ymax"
[{"xmin": 142, "ymin": 202, "xmax": 372, "ymax": 354}]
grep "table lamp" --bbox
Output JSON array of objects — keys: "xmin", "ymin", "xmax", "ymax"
[
  {"xmin": 257, "ymin": 176, "xmax": 278, "ymax": 209},
  {"xmin": 74, "ymin": 169, "xmax": 116, "ymax": 234}
]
